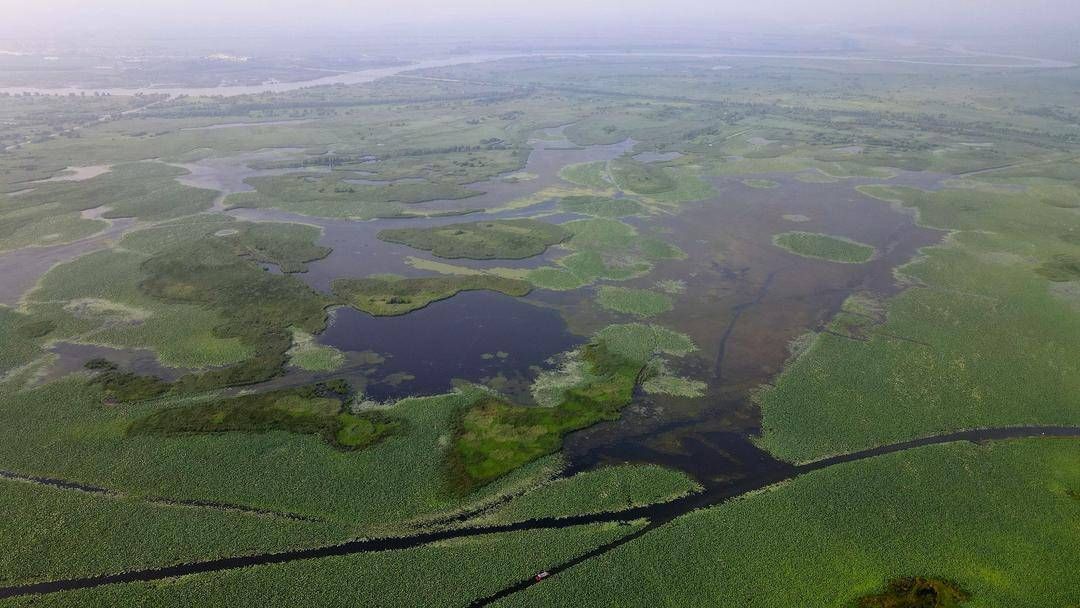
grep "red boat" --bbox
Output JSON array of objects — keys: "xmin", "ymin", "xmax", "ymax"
[{"xmin": 534, "ymin": 571, "xmax": 550, "ymax": 582}]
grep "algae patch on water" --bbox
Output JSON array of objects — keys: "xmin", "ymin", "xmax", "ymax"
[{"xmin": 595, "ymin": 286, "xmax": 673, "ymax": 318}]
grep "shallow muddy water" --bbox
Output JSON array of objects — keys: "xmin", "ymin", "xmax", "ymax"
[
  {"xmin": 561, "ymin": 170, "xmax": 946, "ymax": 481},
  {"xmin": 41, "ymin": 342, "xmax": 193, "ymax": 385},
  {"xmin": 228, "ymin": 206, "xmax": 572, "ymax": 292},
  {"xmin": 401, "ymin": 131, "xmax": 634, "ymax": 215},
  {"xmin": 221, "ymin": 129, "xmax": 622, "ymax": 290},
  {"xmin": 30, "ymin": 165, "xmax": 112, "ymax": 183},
  {"xmin": 169, "ymin": 148, "xmax": 329, "ymax": 211},
  {"xmin": 0, "ymin": 214, "xmax": 136, "ymax": 306},
  {"xmin": 0, "ymin": 55, "xmax": 520, "ymax": 97}
]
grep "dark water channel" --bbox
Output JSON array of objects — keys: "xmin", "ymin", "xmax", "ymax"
[{"xmin": 4, "ymin": 425, "xmax": 1076, "ymax": 601}]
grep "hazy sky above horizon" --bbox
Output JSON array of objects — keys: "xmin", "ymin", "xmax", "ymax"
[{"xmin": 3, "ymin": 0, "xmax": 1079, "ymax": 35}]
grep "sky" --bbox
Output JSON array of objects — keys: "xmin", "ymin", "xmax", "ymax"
[{"xmin": 3, "ymin": 0, "xmax": 1079, "ymax": 35}]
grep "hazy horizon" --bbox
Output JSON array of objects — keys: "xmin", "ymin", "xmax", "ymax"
[{"xmin": 4, "ymin": 0, "xmax": 1080, "ymax": 39}]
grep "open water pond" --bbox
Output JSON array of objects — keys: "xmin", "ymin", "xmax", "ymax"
[{"xmin": 317, "ymin": 291, "xmax": 583, "ymax": 401}]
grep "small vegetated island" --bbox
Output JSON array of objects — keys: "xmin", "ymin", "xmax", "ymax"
[
  {"xmin": 377, "ymin": 219, "xmax": 570, "ymax": 259},
  {"xmin": 332, "ymin": 274, "xmax": 532, "ymax": 316},
  {"xmin": 595, "ymin": 285, "xmax": 674, "ymax": 318},
  {"xmin": 773, "ymin": 231, "xmax": 876, "ymax": 263}
]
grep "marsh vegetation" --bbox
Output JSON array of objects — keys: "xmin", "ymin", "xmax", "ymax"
[
  {"xmin": 1, "ymin": 41, "xmax": 1078, "ymax": 607},
  {"xmin": 377, "ymin": 219, "xmax": 569, "ymax": 260},
  {"xmin": 332, "ymin": 274, "xmax": 532, "ymax": 316}
]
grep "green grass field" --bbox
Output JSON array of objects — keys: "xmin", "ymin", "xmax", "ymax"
[
  {"xmin": 558, "ymin": 161, "xmax": 613, "ymax": 190},
  {"xmin": 0, "ymin": 477, "xmax": 350, "ymax": 587},
  {"xmin": 760, "ymin": 183, "xmax": 1080, "ymax": 462},
  {"xmin": 499, "ymin": 438, "xmax": 1080, "ymax": 607},
  {"xmin": 3, "ymin": 522, "xmax": 644, "ymax": 608},
  {"xmin": 477, "ymin": 464, "xmax": 700, "ymax": 524},
  {"xmin": 286, "ymin": 329, "xmax": 346, "ymax": 371},
  {"xmin": 558, "ymin": 195, "xmax": 644, "ymax": 218},
  {"xmin": 743, "ymin": 178, "xmax": 780, "ymax": 189},
  {"xmin": 0, "ymin": 378, "xmax": 567, "ymax": 531}
]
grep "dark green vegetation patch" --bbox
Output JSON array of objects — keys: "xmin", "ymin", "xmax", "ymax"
[
  {"xmin": 228, "ymin": 173, "xmax": 482, "ymax": 220},
  {"xmin": 377, "ymin": 219, "xmax": 569, "ymax": 260},
  {"xmin": 448, "ymin": 342, "xmax": 642, "ymax": 494},
  {"xmin": 14, "ymin": 319, "xmax": 56, "ymax": 339},
  {"xmin": 609, "ymin": 158, "xmax": 676, "ymax": 195},
  {"xmin": 129, "ymin": 381, "xmax": 403, "ymax": 450},
  {"xmin": 221, "ymin": 223, "xmax": 331, "ymax": 273},
  {"xmin": 773, "ymin": 231, "xmax": 876, "ymax": 264},
  {"xmin": 86, "ymin": 359, "xmax": 170, "ymax": 403},
  {"xmin": 858, "ymin": 577, "xmax": 970, "ymax": 608},
  {"xmin": 333, "ymin": 274, "xmax": 531, "ymax": 316},
  {"xmin": 140, "ymin": 236, "xmax": 332, "ymax": 392},
  {"xmin": 1036, "ymin": 253, "xmax": 1080, "ymax": 282}
]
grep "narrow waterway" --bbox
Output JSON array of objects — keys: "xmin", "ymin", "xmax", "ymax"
[{"xmin": 1, "ymin": 426, "xmax": 1076, "ymax": 600}]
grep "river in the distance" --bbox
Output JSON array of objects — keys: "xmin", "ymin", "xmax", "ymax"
[{"xmin": 0, "ymin": 48, "xmax": 1070, "ymax": 97}]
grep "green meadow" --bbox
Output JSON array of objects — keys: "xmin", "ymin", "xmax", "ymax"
[
  {"xmin": 501, "ymin": 439, "xmax": 1080, "ymax": 608},
  {"xmin": 760, "ymin": 181, "xmax": 1080, "ymax": 462}
]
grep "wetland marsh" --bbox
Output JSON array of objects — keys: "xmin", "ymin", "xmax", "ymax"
[{"xmin": 1, "ymin": 36, "xmax": 1078, "ymax": 608}]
